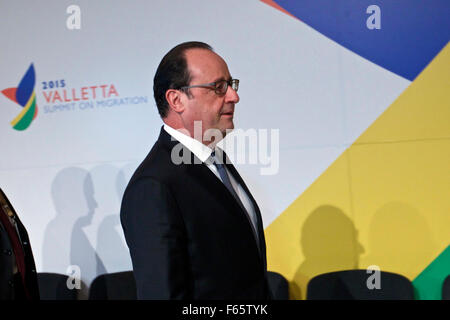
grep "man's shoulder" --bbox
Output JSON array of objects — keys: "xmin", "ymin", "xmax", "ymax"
[
  {"xmin": 130, "ymin": 140, "xmax": 178, "ymax": 183},
  {"xmin": 123, "ymin": 125, "xmax": 207, "ymax": 198}
]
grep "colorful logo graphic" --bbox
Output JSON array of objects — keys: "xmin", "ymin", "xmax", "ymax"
[{"xmin": 1, "ymin": 64, "xmax": 38, "ymax": 131}]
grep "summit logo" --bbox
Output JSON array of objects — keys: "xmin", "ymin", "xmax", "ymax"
[
  {"xmin": 1, "ymin": 64, "xmax": 38, "ymax": 131},
  {"xmin": 2, "ymin": 63, "xmax": 149, "ymax": 129}
]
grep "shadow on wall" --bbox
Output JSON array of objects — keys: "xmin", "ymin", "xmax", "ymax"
[
  {"xmin": 364, "ymin": 202, "xmax": 436, "ymax": 299},
  {"xmin": 290, "ymin": 205, "xmax": 364, "ymax": 299},
  {"xmin": 42, "ymin": 163, "xmax": 137, "ymax": 299},
  {"xmin": 43, "ymin": 167, "xmax": 103, "ymax": 299},
  {"xmin": 92, "ymin": 163, "xmax": 135, "ymax": 276}
]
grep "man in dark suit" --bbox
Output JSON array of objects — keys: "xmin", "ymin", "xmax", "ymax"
[{"xmin": 120, "ymin": 42, "xmax": 270, "ymax": 299}]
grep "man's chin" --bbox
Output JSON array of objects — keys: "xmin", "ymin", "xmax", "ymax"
[{"xmin": 222, "ymin": 123, "xmax": 234, "ymax": 136}]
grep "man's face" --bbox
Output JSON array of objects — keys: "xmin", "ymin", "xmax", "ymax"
[{"xmin": 182, "ymin": 48, "xmax": 240, "ymax": 141}]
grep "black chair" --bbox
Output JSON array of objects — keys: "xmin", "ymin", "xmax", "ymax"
[
  {"xmin": 89, "ymin": 271, "xmax": 287, "ymax": 300},
  {"xmin": 89, "ymin": 271, "xmax": 137, "ymax": 300},
  {"xmin": 267, "ymin": 271, "xmax": 289, "ymax": 300},
  {"xmin": 306, "ymin": 269, "xmax": 414, "ymax": 300},
  {"xmin": 442, "ymin": 275, "xmax": 450, "ymax": 300},
  {"xmin": 37, "ymin": 272, "xmax": 78, "ymax": 300}
]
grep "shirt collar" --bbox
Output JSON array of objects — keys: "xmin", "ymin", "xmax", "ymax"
[{"xmin": 163, "ymin": 124, "xmax": 215, "ymax": 163}]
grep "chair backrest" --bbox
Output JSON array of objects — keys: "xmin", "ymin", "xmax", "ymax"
[
  {"xmin": 267, "ymin": 271, "xmax": 289, "ymax": 300},
  {"xmin": 306, "ymin": 269, "xmax": 414, "ymax": 300},
  {"xmin": 442, "ymin": 275, "xmax": 450, "ymax": 300},
  {"xmin": 89, "ymin": 271, "xmax": 136, "ymax": 300},
  {"xmin": 37, "ymin": 272, "xmax": 77, "ymax": 300}
]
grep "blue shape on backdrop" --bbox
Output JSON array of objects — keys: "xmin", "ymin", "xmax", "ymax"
[
  {"xmin": 275, "ymin": 0, "xmax": 450, "ymax": 80},
  {"xmin": 16, "ymin": 64, "xmax": 35, "ymax": 107}
]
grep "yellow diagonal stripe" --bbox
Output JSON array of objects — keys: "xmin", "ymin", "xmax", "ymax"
[
  {"xmin": 265, "ymin": 43, "xmax": 450, "ymax": 299},
  {"xmin": 10, "ymin": 91, "xmax": 36, "ymax": 126}
]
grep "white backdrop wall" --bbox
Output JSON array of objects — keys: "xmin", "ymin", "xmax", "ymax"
[{"xmin": 0, "ymin": 0, "xmax": 409, "ymax": 298}]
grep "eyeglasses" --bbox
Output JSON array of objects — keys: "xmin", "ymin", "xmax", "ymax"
[{"xmin": 179, "ymin": 78, "xmax": 239, "ymax": 95}]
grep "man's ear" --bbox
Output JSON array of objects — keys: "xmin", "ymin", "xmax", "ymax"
[{"xmin": 165, "ymin": 89, "xmax": 185, "ymax": 113}]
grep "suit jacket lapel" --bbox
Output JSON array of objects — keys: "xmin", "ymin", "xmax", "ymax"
[
  {"xmin": 223, "ymin": 158, "xmax": 267, "ymax": 269},
  {"xmin": 191, "ymin": 160, "xmax": 267, "ymax": 269},
  {"xmin": 157, "ymin": 126, "xmax": 253, "ymax": 223},
  {"xmin": 157, "ymin": 126, "xmax": 267, "ymax": 268}
]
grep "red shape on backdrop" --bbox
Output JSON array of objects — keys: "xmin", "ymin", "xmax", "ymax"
[
  {"xmin": 1, "ymin": 87, "xmax": 18, "ymax": 103},
  {"xmin": 33, "ymin": 103, "xmax": 38, "ymax": 119},
  {"xmin": 260, "ymin": 0, "xmax": 299, "ymax": 20}
]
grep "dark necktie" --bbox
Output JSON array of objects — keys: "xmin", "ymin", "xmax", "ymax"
[{"xmin": 211, "ymin": 150, "xmax": 261, "ymax": 249}]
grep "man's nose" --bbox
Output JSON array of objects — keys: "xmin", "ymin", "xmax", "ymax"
[{"xmin": 225, "ymin": 85, "xmax": 240, "ymax": 104}]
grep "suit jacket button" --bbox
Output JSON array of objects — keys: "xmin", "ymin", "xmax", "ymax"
[
  {"xmin": 23, "ymin": 241, "xmax": 28, "ymax": 246},
  {"xmin": 4, "ymin": 249, "xmax": 12, "ymax": 255},
  {"xmin": 8, "ymin": 280, "xmax": 14, "ymax": 287}
]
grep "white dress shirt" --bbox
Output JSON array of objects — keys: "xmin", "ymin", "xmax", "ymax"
[{"xmin": 163, "ymin": 124, "xmax": 260, "ymax": 240}]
